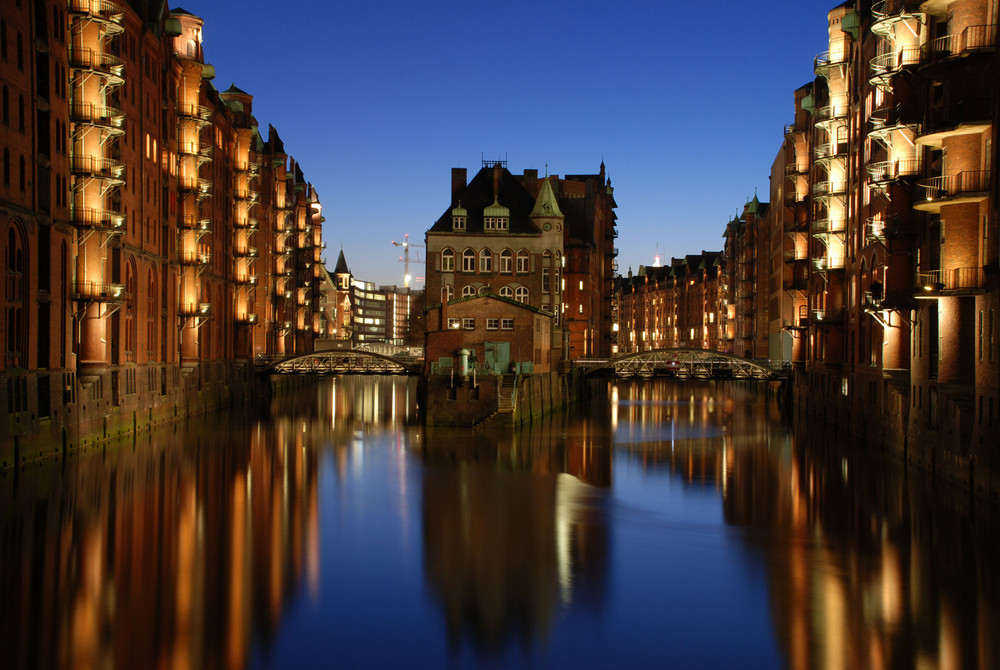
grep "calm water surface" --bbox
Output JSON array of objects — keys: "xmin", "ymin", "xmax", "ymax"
[{"xmin": 1, "ymin": 377, "xmax": 997, "ymax": 669}]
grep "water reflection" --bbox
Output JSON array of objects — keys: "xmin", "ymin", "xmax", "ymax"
[
  {"xmin": 0, "ymin": 376, "xmax": 996, "ymax": 669},
  {"xmin": 417, "ymin": 418, "xmax": 610, "ymax": 653}
]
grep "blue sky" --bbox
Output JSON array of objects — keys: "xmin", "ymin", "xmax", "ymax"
[{"xmin": 191, "ymin": 0, "xmax": 833, "ymax": 286}]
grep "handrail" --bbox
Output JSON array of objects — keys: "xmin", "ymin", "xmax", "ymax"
[
  {"xmin": 918, "ymin": 170, "xmax": 991, "ymax": 200},
  {"xmin": 917, "ymin": 267, "xmax": 984, "ymax": 291},
  {"xmin": 921, "ymin": 24, "xmax": 996, "ymax": 62}
]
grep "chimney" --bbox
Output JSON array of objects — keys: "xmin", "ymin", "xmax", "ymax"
[
  {"xmin": 451, "ymin": 168, "xmax": 466, "ymax": 200},
  {"xmin": 492, "ymin": 162, "xmax": 502, "ymax": 198},
  {"xmin": 523, "ymin": 168, "xmax": 539, "ymax": 196}
]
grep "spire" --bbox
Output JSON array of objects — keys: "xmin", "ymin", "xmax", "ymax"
[
  {"xmin": 530, "ymin": 178, "xmax": 564, "ymax": 219},
  {"xmin": 333, "ymin": 249, "xmax": 350, "ymax": 275}
]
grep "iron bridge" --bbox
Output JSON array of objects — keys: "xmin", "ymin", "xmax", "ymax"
[
  {"xmin": 574, "ymin": 348, "xmax": 789, "ymax": 380},
  {"xmin": 262, "ymin": 349, "xmax": 422, "ymax": 375}
]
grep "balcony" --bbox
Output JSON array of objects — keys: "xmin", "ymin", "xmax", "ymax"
[
  {"xmin": 872, "ymin": 0, "xmax": 924, "ymax": 37},
  {"xmin": 867, "ymin": 157, "xmax": 923, "ymax": 184},
  {"xmin": 921, "ymin": 24, "xmax": 995, "ymax": 64},
  {"xmin": 67, "ymin": 47, "xmax": 125, "ymax": 82},
  {"xmin": 176, "ymin": 103, "xmax": 213, "ymax": 122},
  {"xmin": 784, "ymin": 122, "xmax": 807, "ymax": 136},
  {"xmin": 915, "ymin": 170, "xmax": 991, "ymax": 210},
  {"xmin": 233, "ymin": 246, "xmax": 258, "ymax": 258},
  {"xmin": 178, "ymin": 250, "xmax": 211, "ymax": 266},
  {"xmin": 70, "ymin": 207, "xmax": 125, "ymax": 233},
  {"xmin": 179, "ymin": 215, "xmax": 211, "ymax": 232},
  {"xmin": 814, "ymin": 51, "xmax": 847, "ymax": 79},
  {"xmin": 67, "ymin": 0, "xmax": 124, "ymax": 32},
  {"xmin": 870, "ymin": 46, "xmax": 921, "ymax": 86},
  {"xmin": 920, "ymin": 98, "xmax": 993, "ymax": 146},
  {"xmin": 866, "ymin": 218, "xmax": 887, "ymax": 243},
  {"xmin": 178, "ymin": 141, "xmax": 213, "ymax": 160},
  {"xmin": 72, "ymin": 280, "xmax": 125, "ymax": 302},
  {"xmin": 234, "ymin": 161, "xmax": 260, "ymax": 174},
  {"xmin": 233, "ymin": 186, "xmax": 259, "ymax": 202},
  {"xmin": 234, "ymin": 313, "xmax": 258, "ymax": 325},
  {"xmin": 812, "ymin": 307, "xmax": 845, "ymax": 323},
  {"xmin": 814, "ymin": 103, "xmax": 848, "ymax": 127},
  {"xmin": 916, "ymin": 267, "xmax": 985, "ymax": 295},
  {"xmin": 814, "ymin": 142, "xmax": 847, "ymax": 163},
  {"xmin": 812, "ymin": 180, "xmax": 846, "ymax": 198},
  {"xmin": 813, "ymin": 256, "xmax": 846, "ymax": 272},
  {"xmin": 178, "ymin": 176, "xmax": 212, "ymax": 198},
  {"xmin": 69, "ymin": 102, "xmax": 125, "ymax": 133},
  {"xmin": 70, "ymin": 155, "xmax": 125, "ymax": 182},
  {"xmin": 178, "ymin": 302, "xmax": 211, "ymax": 318},
  {"xmin": 234, "ymin": 217, "xmax": 258, "ymax": 230}
]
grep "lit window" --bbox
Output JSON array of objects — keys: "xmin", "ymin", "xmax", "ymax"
[
  {"xmin": 579, "ymin": 280, "xmax": 584, "ymax": 290},
  {"xmin": 501, "ymin": 318, "xmax": 514, "ymax": 330},
  {"xmin": 447, "ymin": 318, "xmax": 461, "ymax": 329},
  {"xmin": 579, "ymin": 304, "xmax": 583, "ymax": 314}
]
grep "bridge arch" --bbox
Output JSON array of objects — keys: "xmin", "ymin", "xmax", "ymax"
[
  {"xmin": 265, "ymin": 349, "xmax": 422, "ymax": 375},
  {"xmin": 576, "ymin": 348, "xmax": 787, "ymax": 380}
]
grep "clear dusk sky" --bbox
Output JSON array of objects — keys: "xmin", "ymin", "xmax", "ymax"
[{"xmin": 189, "ymin": 0, "xmax": 835, "ymax": 287}]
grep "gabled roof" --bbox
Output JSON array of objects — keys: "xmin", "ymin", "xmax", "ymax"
[{"xmin": 429, "ymin": 165, "xmax": 540, "ymax": 235}]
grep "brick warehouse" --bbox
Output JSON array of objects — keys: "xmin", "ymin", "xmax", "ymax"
[
  {"xmin": 1, "ymin": 1, "xmax": 328, "ymax": 465},
  {"xmin": 612, "ymin": 0, "xmax": 1000, "ymax": 500}
]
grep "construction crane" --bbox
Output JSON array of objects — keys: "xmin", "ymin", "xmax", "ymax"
[{"xmin": 391, "ymin": 234, "xmax": 425, "ymax": 288}]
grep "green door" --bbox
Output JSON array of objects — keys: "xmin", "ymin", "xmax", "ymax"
[{"xmin": 485, "ymin": 342, "xmax": 511, "ymax": 374}]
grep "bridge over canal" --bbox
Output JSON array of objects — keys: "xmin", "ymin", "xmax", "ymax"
[
  {"xmin": 259, "ymin": 345, "xmax": 423, "ymax": 376},
  {"xmin": 573, "ymin": 348, "xmax": 789, "ymax": 381}
]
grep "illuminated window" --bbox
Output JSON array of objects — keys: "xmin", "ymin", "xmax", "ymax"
[{"xmin": 447, "ymin": 318, "xmax": 461, "ymax": 329}]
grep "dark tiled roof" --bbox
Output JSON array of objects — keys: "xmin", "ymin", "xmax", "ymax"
[
  {"xmin": 429, "ymin": 166, "xmax": 541, "ymax": 235},
  {"xmin": 333, "ymin": 250, "xmax": 350, "ymax": 275}
]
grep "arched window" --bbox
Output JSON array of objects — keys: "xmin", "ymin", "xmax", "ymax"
[
  {"xmin": 186, "ymin": 39, "xmax": 197, "ymax": 59},
  {"xmin": 499, "ymin": 286, "xmax": 513, "ymax": 298},
  {"xmin": 441, "ymin": 248, "xmax": 455, "ymax": 272},
  {"xmin": 478, "ymin": 286, "xmax": 490, "ymax": 296},
  {"xmin": 542, "ymin": 250, "xmax": 552, "ymax": 294},
  {"xmin": 147, "ymin": 268, "xmax": 157, "ymax": 358},
  {"xmin": 515, "ymin": 286, "xmax": 529, "ymax": 303},
  {"xmin": 462, "ymin": 248, "xmax": 475, "ymax": 272},
  {"xmin": 462, "ymin": 285, "xmax": 476, "ymax": 298},
  {"xmin": 499, "ymin": 249, "xmax": 512, "ymax": 273},
  {"xmin": 516, "ymin": 249, "xmax": 529, "ymax": 273},
  {"xmin": 125, "ymin": 259, "xmax": 136, "ymax": 362},
  {"xmin": 479, "ymin": 248, "xmax": 492, "ymax": 273},
  {"xmin": 441, "ymin": 284, "xmax": 454, "ymax": 302},
  {"xmin": 5, "ymin": 224, "xmax": 26, "ymax": 366}
]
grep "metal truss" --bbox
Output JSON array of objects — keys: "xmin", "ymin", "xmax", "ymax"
[
  {"xmin": 268, "ymin": 350, "xmax": 421, "ymax": 375},
  {"xmin": 576, "ymin": 348, "xmax": 789, "ymax": 380}
]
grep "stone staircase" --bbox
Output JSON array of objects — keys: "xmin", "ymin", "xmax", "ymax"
[{"xmin": 473, "ymin": 374, "xmax": 518, "ymax": 431}]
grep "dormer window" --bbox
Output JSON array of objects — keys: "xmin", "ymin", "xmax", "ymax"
[
  {"xmin": 451, "ymin": 202, "xmax": 467, "ymax": 231},
  {"xmin": 484, "ymin": 216, "xmax": 508, "ymax": 231}
]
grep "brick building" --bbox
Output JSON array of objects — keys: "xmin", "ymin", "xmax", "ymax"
[{"xmin": 1, "ymin": 1, "xmax": 328, "ymax": 462}]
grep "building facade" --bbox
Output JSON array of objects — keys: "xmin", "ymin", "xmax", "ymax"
[{"xmin": 1, "ymin": 1, "xmax": 328, "ymax": 464}]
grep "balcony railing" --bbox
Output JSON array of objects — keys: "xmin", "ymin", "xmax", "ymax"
[
  {"xmin": 867, "ymin": 157, "xmax": 923, "ymax": 183},
  {"xmin": 70, "ymin": 155, "xmax": 125, "ymax": 180},
  {"xmin": 918, "ymin": 170, "xmax": 991, "ymax": 202},
  {"xmin": 814, "ymin": 142, "xmax": 848, "ymax": 161},
  {"xmin": 67, "ymin": 0, "xmax": 124, "ymax": 27},
  {"xmin": 870, "ymin": 46, "xmax": 921, "ymax": 77},
  {"xmin": 813, "ymin": 256, "xmax": 846, "ymax": 271},
  {"xmin": 921, "ymin": 24, "xmax": 996, "ymax": 63},
  {"xmin": 813, "ymin": 180, "xmax": 847, "ymax": 197},
  {"xmin": 234, "ymin": 217, "xmax": 258, "ymax": 230},
  {"xmin": 234, "ymin": 313, "xmax": 258, "ymax": 325},
  {"xmin": 178, "ymin": 302, "xmax": 211, "ymax": 317},
  {"xmin": 70, "ymin": 207, "xmax": 125, "ymax": 232},
  {"xmin": 233, "ymin": 246, "xmax": 258, "ymax": 258},
  {"xmin": 72, "ymin": 281, "xmax": 125, "ymax": 301},
  {"xmin": 924, "ymin": 98, "xmax": 993, "ymax": 134},
  {"xmin": 866, "ymin": 218, "xmax": 886, "ymax": 242},
  {"xmin": 178, "ymin": 250, "xmax": 211, "ymax": 266},
  {"xmin": 176, "ymin": 103, "xmax": 213, "ymax": 121},
  {"xmin": 812, "ymin": 218, "xmax": 845, "ymax": 234},
  {"xmin": 178, "ymin": 141, "xmax": 213, "ymax": 159},
  {"xmin": 814, "ymin": 51, "xmax": 847, "ymax": 78},
  {"xmin": 179, "ymin": 215, "xmax": 211, "ymax": 231},
  {"xmin": 812, "ymin": 307, "xmax": 845, "ymax": 322},
  {"xmin": 69, "ymin": 102, "xmax": 125, "ymax": 130},
  {"xmin": 917, "ymin": 267, "xmax": 985, "ymax": 292},
  {"xmin": 814, "ymin": 104, "xmax": 848, "ymax": 124},
  {"xmin": 233, "ymin": 187, "xmax": 259, "ymax": 202},
  {"xmin": 67, "ymin": 47, "xmax": 125, "ymax": 79},
  {"xmin": 178, "ymin": 176, "xmax": 212, "ymax": 196}
]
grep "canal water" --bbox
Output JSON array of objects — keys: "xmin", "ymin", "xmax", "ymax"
[{"xmin": 1, "ymin": 377, "xmax": 997, "ymax": 669}]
